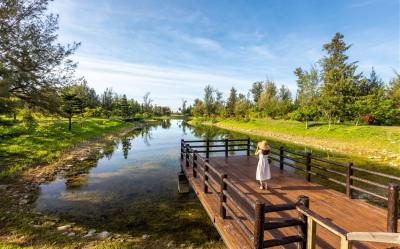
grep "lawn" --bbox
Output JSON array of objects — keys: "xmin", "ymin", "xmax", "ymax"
[
  {"xmin": 0, "ymin": 118, "xmax": 133, "ymax": 179},
  {"xmin": 200, "ymin": 118, "xmax": 400, "ymax": 167}
]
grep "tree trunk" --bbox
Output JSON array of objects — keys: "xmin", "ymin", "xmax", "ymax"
[
  {"xmin": 328, "ymin": 118, "xmax": 332, "ymax": 130},
  {"xmin": 68, "ymin": 117, "xmax": 72, "ymax": 131},
  {"xmin": 13, "ymin": 112, "xmax": 17, "ymax": 122},
  {"xmin": 305, "ymin": 120, "xmax": 308, "ymax": 129}
]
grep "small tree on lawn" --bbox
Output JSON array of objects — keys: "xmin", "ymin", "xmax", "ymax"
[{"xmin": 61, "ymin": 92, "xmax": 82, "ymax": 131}]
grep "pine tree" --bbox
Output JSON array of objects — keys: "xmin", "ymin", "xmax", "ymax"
[
  {"xmin": 250, "ymin": 81, "xmax": 263, "ymax": 104},
  {"xmin": 226, "ymin": 87, "xmax": 238, "ymax": 117},
  {"xmin": 120, "ymin": 94, "xmax": 129, "ymax": 118},
  {"xmin": 320, "ymin": 32, "xmax": 362, "ymax": 128}
]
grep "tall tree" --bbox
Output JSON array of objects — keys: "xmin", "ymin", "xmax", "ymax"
[
  {"xmin": 142, "ymin": 92, "xmax": 152, "ymax": 113},
  {"xmin": 319, "ymin": 32, "xmax": 361, "ymax": 128},
  {"xmin": 0, "ymin": 0, "xmax": 80, "ymax": 109},
  {"xmin": 388, "ymin": 72, "xmax": 400, "ymax": 108},
  {"xmin": 293, "ymin": 66, "xmax": 320, "ymax": 128},
  {"xmin": 101, "ymin": 88, "xmax": 114, "ymax": 118},
  {"xmin": 258, "ymin": 80, "xmax": 278, "ymax": 118},
  {"xmin": 203, "ymin": 85, "xmax": 215, "ymax": 117},
  {"xmin": 120, "ymin": 94, "xmax": 129, "ymax": 118},
  {"xmin": 250, "ymin": 81, "xmax": 263, "ymax": 104},
  {"xmin": 277, "ymin": 84, "xmax": 293, "ymax": 116},
  {"xmin": 226, "ymin": 87, "xmax": 237, "ymax": 117}
]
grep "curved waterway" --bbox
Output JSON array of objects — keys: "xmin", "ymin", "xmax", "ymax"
[{"xmin": 34, "ymin": 120, "xmax": 236, "ymax": 247}]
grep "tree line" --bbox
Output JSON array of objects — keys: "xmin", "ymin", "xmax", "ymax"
[
  {"xmin": 189, "ymin": 33, "xmax": 400, "ymax": 128},
  {"xmin": 0, "ymin": 0, "xmax": 171, "ymax": 131}
]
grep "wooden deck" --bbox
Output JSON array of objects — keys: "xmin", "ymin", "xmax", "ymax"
[{"xmin": 181, "ymin": 155, "xmax": 399, "ymax": 249}]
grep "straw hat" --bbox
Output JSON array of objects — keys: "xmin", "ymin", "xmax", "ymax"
[{"xmin": 257, "ymin": 140, "xmax": 269, "ymax": 150}]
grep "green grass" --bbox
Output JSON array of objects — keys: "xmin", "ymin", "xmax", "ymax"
[
  {"xmin": 194, "ymin": 118, "xmax": 400, "ymax": 167},
  {"xmin": 0, "ymin": 118, "xmax": 133, "ymax": 179}
]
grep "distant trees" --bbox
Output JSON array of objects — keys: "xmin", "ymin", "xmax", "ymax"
[{"xmin": 191, "ymin": 32, "xmax": 400, "ymax": 127}]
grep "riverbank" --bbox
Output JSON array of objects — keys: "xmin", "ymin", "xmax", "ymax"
[
  {"xmin": 0, "ymin": 118, "xmax": 135, "ymax": 179},
  {"xmin": 190, "ymin": 118, "xmax": 400, "ymax": 167}
]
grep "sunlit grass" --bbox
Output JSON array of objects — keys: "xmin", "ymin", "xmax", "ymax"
[{"xmin": 0, "ymin": 118, "xmax": 132, "ymax": 179}]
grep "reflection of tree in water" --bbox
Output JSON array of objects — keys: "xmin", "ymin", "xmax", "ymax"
[
  {"xmin": 121, "ymin": 137, "xmax": 132, "ymax": 159},
  {"xmin": 103, "ymin": 140, "xmax": 118, "ymax": 160},
  {"xmin": 190, "ymin": 124, "xmax": 228, "ymax": 140},
  {"xmin": 160, "ymin": 119, "xmax": 171, "ymax": 129},
  {"xmin": 179, "ymin": 121, "xmax": 190, "ymax": 135},
  {"xmin": 64, "ymin": 159, "xmax": 97, "ymax": 189},
  {"xmin": 140, "ymin": 125, "xmax": 153, "ymax": 146}
]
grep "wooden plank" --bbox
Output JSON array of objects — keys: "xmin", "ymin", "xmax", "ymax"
[
  {"xmin": 181, "ymin": 155, "xmax": 400, "ymax": 249},
  {"xmin": 347, "ymin": 232, "xmax": 400, "ymax": 243}
]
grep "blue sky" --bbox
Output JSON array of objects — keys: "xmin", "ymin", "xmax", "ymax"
[{"xmin": 49, "ymin": 0, "xmax": 399, "ymax": 109}]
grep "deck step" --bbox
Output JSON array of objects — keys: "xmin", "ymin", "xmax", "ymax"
[
  {"xmin": 264, "ymin": 203, "xmax": 297, "ymax": 213},
  {"xmin": 263, "ymin": 235, "xmax": 304, "ymax": 248},
  {"xmin": 264, "ymin": 218, "xmax": 303, "ymax": 230}
]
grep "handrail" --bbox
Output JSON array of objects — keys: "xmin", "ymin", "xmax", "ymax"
[
  {"xmin": 182, "ymin": 139, "xmax": 400, "ymax": 234},
  {"xmin": 346, "ymin": 232, "xmax": 400, "ymax": 244}
]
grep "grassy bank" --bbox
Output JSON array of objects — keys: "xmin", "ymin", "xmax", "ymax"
[
  {"xmin": 191, "ymin": 118, "xmax": 400, "ymax": 167},
  {"xmin": 0, "ymin": 118, "xmax": 133, "ymax": 179}
]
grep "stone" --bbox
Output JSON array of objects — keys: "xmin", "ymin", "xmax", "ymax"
[
  {"xmin": 83, "ymin": 229, "xmax": 96, "ymax": 238},
  {"xmin": 142, "ymin": 234, "xmax": 150, "ymax": 239},
  {"xmin": 167, "ymin": 241, "xmax": 175, "ymax": 248},
  {"xmin": 96, "ymin": 231, "xmax": 110, "ymax": 240},
  {"xmin": 0, "ymin": 185, "xmax": 8, "ymax": 190},
  {"xmin": 180, "ymin": 244, "xmax": 186, "ymax": 248},
  {"xmin": 67, "ymin": 232, "xmax": 75, "ymax": 237},
  {"xmin": 57, "ymin": 224, "xmax": 72, "ymax": 231}
]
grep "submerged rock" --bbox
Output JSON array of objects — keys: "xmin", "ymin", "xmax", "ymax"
[
  {"xmin": 96, "ymin": 231, "xmax": 110, "ymax": 240},
  {"xmin": 83, "ymin": 229, "xmax": 96, "ymax": 238},
  {"xmin": 57, "ymin": 224, "xmax": 72, "ymax": 231},
  {"xmin": 0, "ymin": 185, "xmax": 8, "ymax": 190}
]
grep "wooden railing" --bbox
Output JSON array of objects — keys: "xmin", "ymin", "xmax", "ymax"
[{"xmin": 181, "ymin": 139, "xmax": 400, "ymax": 241}]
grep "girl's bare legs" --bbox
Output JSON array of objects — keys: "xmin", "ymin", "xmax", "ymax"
[{"xmin": 259, "ymin": 180, "xmax": 264, "ymax": 189}]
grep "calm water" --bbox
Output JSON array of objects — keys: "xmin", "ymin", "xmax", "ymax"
[{"xmin": 34, "ymin": 120, "xmax": 236, "ymax": 245}]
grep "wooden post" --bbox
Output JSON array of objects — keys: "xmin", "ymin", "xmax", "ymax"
[
  {"xmin": 193, "ymin": 151, "xmax": 197, "ymax": 178},
  {"xmin": 340, "ymin": 237, "xmax": 352, "ymax": 249},
  {"xmin": 387, "ymin": 183, "xmax": 399, "ymax": 232},
  {"xmin": 346, "ymin": 162, "xmax": 353, "ymax": 198},
  {"xmin": 247, "ymin": 138, "xmax": 250, "ymax": 156},
  {"xmin": 297, "ymin": 195, "xmax": 309, "ymax": 249},
  {"xmin": 203, "ymin": 159, "xmax": 209, "ymax": 193},
  {"xmin": 219, "ymin": 173, "xmax": 227, "ymax": 218},
  {"xmin": 225, "ymin": 139, "xmax": 228, "ymax": 157},
  {"xmin": 306, "ymin": 152, "xmax": 312, "ymax": 182},
  {"xmin": 185, "ymin": 145, "xmax": 190, "ymax": 167},
  {"xmin": 206, "ymin": 139, "xmax": 210, "ymax": 159},
  {"xmin": 306, "ymin": 216, "xmax": 316, "ymax": 249},
  {"xmin": 254, "ymin": 200, "xmax": 265, "ymax": 249},
  {"xmin": 279, "ymin": 146, "xmax": 284, "ymax": 170},
  {"xmin": 181, "ymin": 139, "xmax": 184, "ymax": 160}
]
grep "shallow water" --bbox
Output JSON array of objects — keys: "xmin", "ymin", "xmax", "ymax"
[{"xmin": 34, "ymin": 120, "xmax": 232, "ymax": 245}]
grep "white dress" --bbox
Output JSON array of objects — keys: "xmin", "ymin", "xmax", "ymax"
[{"xmin": 256, "ymin": 151, "xmax": 271, "ymax": 181}]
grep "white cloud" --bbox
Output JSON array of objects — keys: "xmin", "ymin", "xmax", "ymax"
[{"xmin": 75, "ymin": 56, "xmax": 254, "ymax": 110}]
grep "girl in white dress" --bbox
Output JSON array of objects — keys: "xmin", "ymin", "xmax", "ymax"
[{"xmin": 255, "ymin": 140, "xmax": 271, "ymax": 190}]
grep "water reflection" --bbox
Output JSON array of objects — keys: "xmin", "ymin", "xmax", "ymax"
[{"xmin": 35, "ymin": 120, "xmax": 223, "ymax": 245}]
